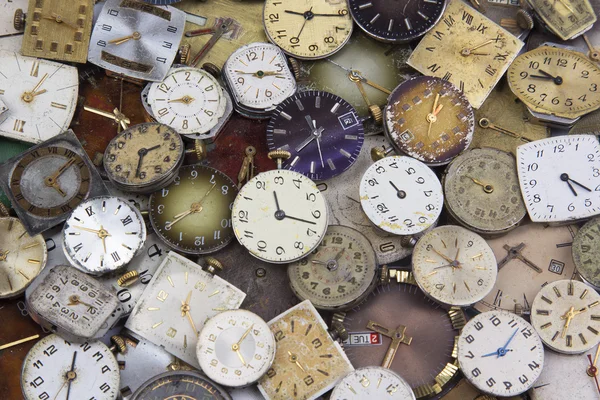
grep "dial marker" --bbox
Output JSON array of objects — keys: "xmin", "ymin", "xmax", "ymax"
[
  {"xmin": 27, "ymin": 259, "xmax": 40, "ymax": 264},
  {"xmin": 339, "ymin": 149, "xmax": 352, "ymax": 158},
  {"xmin": 417, "ymin": 11, "xmax": 429, "ymax": 20},
  {"xmin": 290, "ymin": 156, "xmax": 300, "ymax": 167},
  {"xmin": 18, "ymin": 269, "xmax": 30, "ymax": 280},
  {"xmin": 388, "ymin": 19, "xmax": 394, "ymax": 32},
  {"xmin": 404, "ymin": 18, "xmax": 412, "ymax": 30},
  {"xmin": 22, "ymin": 242, "xmax": 39, "ymax": 249},
  {"xmin": 315, "ymin": 96, "xmax": 321, "ymax": 108},
  {"xmin": 280, "ymin": 111, "xmax": 292, "ymax": 120},
  {"xmin": 327, "ymin": 158, "xmax": 336, "ymax": 170},
  {"xmin": 536, "ymin": 310, "xmax": 550, "ymax": 315},
  {"xmin": 330, "ymin": 102, "xmax": 340, "ymax": 114},
  {"xmin": 541, "ymin": 296, "xmax": 553, "ymax": 304},
  {"xmin": 152, "ymin": 321, "xmax": 164, "ymax": 329},
  {"xmin": 295, "ymin": 99, "xmax": 304, "ymax": 111},
  {"xmin": 370, "ymin": 13, "xmax": 381, "ymax": 24},
  {"xmin": 273, "ymin": 129, "xmax": 286, "ymax": 135},
  {"xmin": 359, "ymin": 2, "xmax": 373, "ymax": 9},
  {"xmin": 51, "ymin": 102, "xmax": 67, "ymax": 110},
  {"xmin": 540, "ymin": 322, "xmax": 552, "ymax": 329},
  {"xmin": 167, "ymin": 276, "xmax": 175, "ymax": 287}
]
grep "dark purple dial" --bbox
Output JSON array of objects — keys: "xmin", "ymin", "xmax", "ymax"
[{"xmin": 266, "ymin": 91, "xmax": 364, "ymax": 181}]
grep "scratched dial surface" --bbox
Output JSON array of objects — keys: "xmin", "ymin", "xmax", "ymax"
[
  {"xmin": 330, "ymin": 366, "xmax": 415, "ymax": 399},
  {"xmin": 572, "ymin": 216, "xmax": 600, "ymax": 289},
  {"xmin": 525, "ymin": 0, "xmax": 596, "ymax": 40},
  {"xmin": 359, "ymin": 155, "xmax": 443, "ymax": 236}
]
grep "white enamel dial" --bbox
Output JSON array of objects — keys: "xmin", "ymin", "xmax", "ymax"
[
  {"xmin": 63, "ymin": 196, "xmax": 147, "ymax": 276},
  {"xmin": 359, "ymin": 155, "xmax": 443, "ymax": 235},
  {"xmin": 197, "ymin": 309, "xmax": 276, "ymax": 387},
  {"xmin": 0, "ymin": 0, "xmax": 26, "ymax": 37},
  {"xmin": 458, "ymin": 310, "xmax": 544, "ymax": 397},
  {"xmin": 530, "ymin": 279, "xmax": 600, "ymax": 354},
  {"xmin": 231, "ymin": 169, "xmax": 328, "ymax": 264},
  {"xmin": 125, "ymin": 252, "xmax": 246, "ymax": 368},
  {"xmin": 224, "ymin": 42, "xmax": 296, "ymax": 113},
  {"xmin": 517, "ymin": 135, "xmax": 600, "ymax": 222},
  {"xmin": 412, "ymin": 225, "xmax": 497, "ymax": 307},
  {"xmin": 0, "ymin": 51, "xmax": 78, "ymax": 143},
  {"xmin": 330, "ymin": 367, "xmax": 415, "ymax": 400},
  {"xmin": 21, "ymin": 334, "xmax": 120, "ymax": 400},
  {"xmin": 148, "ymin": 66, "xmax": 227, "ymax": 135}
]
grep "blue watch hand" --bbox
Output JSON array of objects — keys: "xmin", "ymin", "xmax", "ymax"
[
  {"xmin": 481, "ymin": 351, "xmax": 499, "ymax": 357},
  {"xmin": 501, "ymin": 328, "xmax": 519, "ymax": 351}
]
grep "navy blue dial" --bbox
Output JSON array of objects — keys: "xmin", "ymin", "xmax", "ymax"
[{"xmin": 266, "ymin": 91, "xmax": 364, "ymax": 181}]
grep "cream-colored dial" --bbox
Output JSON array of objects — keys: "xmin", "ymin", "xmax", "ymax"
[
  {"xmin": 531, "ymin": 279, "xmax": 600, "ymax": 354},
  {"xmin": 263, "ymin": 0, "xmax": 353, "ymax": 60}
]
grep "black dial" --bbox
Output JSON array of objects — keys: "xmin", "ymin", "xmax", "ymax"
[
  {"xmin": 131, "ymin": 371, "xmax": 231, "ymax": 400},
  {"xmin": 348, "ymin": 0, "xmax": 447, "ymax": 43}
]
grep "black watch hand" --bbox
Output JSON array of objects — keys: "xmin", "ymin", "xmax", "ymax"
[
  {"xmin": 284, "ymin": 10, "xmax": 305, "ymax": 16},
  {"xmin": 65, "ymin": 351, "xmax": 78, "ymax": 400},
  {"xmin": 284, "ymin": 214, "xmax": 317, "ymax": 225},
  {"xmin": 569, "ymin": 178, "xmax": 592, "ymax": 192},
  {"xmin": 135, "ymin": 154, "xmax": 144, "ymax": 178},
  {"xmin": 561, "ymin": 173, "xmax": 592, "ymax": 196},
  {"xmin": 273, "ymin": 191, "xmax": 282, "ymax": 212}
]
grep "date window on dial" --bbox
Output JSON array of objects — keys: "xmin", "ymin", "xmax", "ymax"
[
  {"xmin": 338, "ymin": 112, "xmax": 359, "ymax": 130},
  {"xmin": 548, "ymin": 259, "xmax": 565, "ymax": 275},
  {"xmin": 399, "ymin": 130, "xmax": 413, "ymax": 142},
  {"xmin": 343, "ymin": 331, "xmax": 382, "ymax": 346}
]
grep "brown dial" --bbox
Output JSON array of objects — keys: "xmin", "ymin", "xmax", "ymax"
[{"xmin": 149, "ymin": 165, "xmax": 238, "ymax": 255}]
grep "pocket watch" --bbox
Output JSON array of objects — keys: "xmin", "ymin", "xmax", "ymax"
[
  {"xmin": 0, "ymin": 217, "xmax": 47, "ymax": 299},
  {"xmin": 530, "ymin": 279, "xmax": 600, "ymax": 354},
  {"xmin": 384, "ymin": 76, "xmax": 475, "ymax": 166},
  {"xmin": 149, "ymin": 164, "xmax": 238, "ymax": 255},
  {"xmin": 523, "ymin": 0, "xmax": 596, "ymax": 40},
  {"xmin": 331, "ymin": 367, "xmax": 415, "ymax": 400},
  {"xmin": 1, "ymin": 0, "xmax": 26, "ymax": 37},
  {"xmin": 197, "ymin": 309, "xmax": 276, "ymax": 388},
  {"xmin": 223, "ymin": 42, "xmax": 297, "ymax": 119},
  {"xmin": 474, "ymin": 222, "xmax": 578, "ymax": 315},
  {"xmin": 124, "ymin": 251, "xmax": 246, "ymax": 368},
  {"xmin": 21, "ymin": 0, "xmax": 94, "ymax": 63},
  {"xmin": 87, "ymin": 0, "xmax": 186, "ymax": 82},
  {"xmin": 442, "ymin": 147, "xmax": 527, "ymax": 236},
  {"xmin": 266, "ymin": 90, "xmax": 364, "ymax": 181},
  {"xmin": 131, "ymin": 370, "xmax": 232, "ymax": 400},
  {"xmin": 343, "ymin": 279, "xmax": 465, "ymax": 398},
  {"xmin": 231, "ymin": 151, "xmax": 329, "ymax": 264},
  {"xmin": 0, "ymin": 130, "xmax": 108, "ymax": 235},
  {"xmin": 25, "ymin": 265, "xmax": 121, "ymax": 341},
  {"xmin": 21, "ymin": 334, "xmax": 120, "ymax": 400},
  {"xmin": 359, "ymin": 155, "xmax": 443, "ymax": 236},
  {"xmin": 347, "ymin": 0, "xmax": 446, "ymax": 43},
  {"xmin": 457, "ymin": 310, "xmax": 545, "ymax": 397},
  {"xmin": 103, "ymin": 122, "xmax": 185, "ymax": 194},
  {"xmin": 0, "ymin": 51, "xmax": 78, "ymax": 143},
  {"xmin": 516, "ymin": 135, "xmax": 600, "ymax": 223},
  {"xmin": 263, "ymin": 0, "xmax": 353, "ymax": 60},
  {"xmin": 412, "ymin": 225, "xmax": 498, "ymax": 307},
  {"xmin": 507, "ymin": 46, "xmax": 600, "ymax": 126},
  {"xmin": 63, "ymin": 196, "xmax": 147, "ymax": 276},
  {"xmin": 529, "ymin": 343, "xmax": 600, "ymax": 399},
  {"xmin": 257, "ymin": 300, "xmax": 354, "ymax": 400},
  {"xmin": 288, "ymin": 225, "xmax": 378, "ymax": 311},
  {"xmin": 407, "ymin": 0, "xmax": 525, "ymax": 109},
  {"xmin": 573, "ymin": 216, "xmax": 600, "ymax": 289}
]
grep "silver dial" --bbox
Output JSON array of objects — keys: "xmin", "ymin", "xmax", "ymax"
[{"xmin": 330, "ymin": 367, "xmax": 415, "ymax": 400}]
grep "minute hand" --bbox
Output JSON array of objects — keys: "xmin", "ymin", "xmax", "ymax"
[{"xmin": 284, "ymin": 214, "xmax": 317, "ymax": 225}]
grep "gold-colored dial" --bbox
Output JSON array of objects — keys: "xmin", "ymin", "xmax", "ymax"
[
  {"xmin": 407, "ymin": 0, "xmax": 524, "ymax": 108},
  {"xmin": 21, "ymin": 0, "xmax": 94, "ymax": 63},
  {"xmin": 263, "ymin": 0, "xmax": 353, "ymax": 60},
  {"xmin": 258, "ymin": 301, "xmax": 353, "ymax": 400},
  {"xmin": 526, "ymin": 0, "xmax": 596, "ymax": 40},
  {"xmin": 507, "ymin": 46, "xmax": 600, "ymax": 119}
]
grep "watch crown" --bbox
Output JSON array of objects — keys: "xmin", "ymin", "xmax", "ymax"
[
  {"xmin": 109, "ymin": 335, "xmax": 127, "ymax": 354},
  {"xmin": 0, "ymin": 202, "xmax": 9, "ymax": 217},
  {"xmin": 178, "ymin": 43, "xmax": 191, "ymax": 65},
  {"xmin": 13, "ymin": 9, "xmax": 25, "ymax": 31},
  {"xmin": 379, "ymin": 265, "xmax": 390, "ymax": 285},
  {"xmin": 288, "ymin": 57, "xmax": 301, "ymax": 80},
  {"xmin": 329, "ymin": 320, "xmax": 349, "ymax": 342},
  {"xmin": 400, "ymin": 235, "xmax": 417, "ymax": 248},
  {"xmin": 516, "ymin": 9, "xmax": 534, "ymax": 30},
  {"xmin": 117, "ymin": 270, "xmax": 140, "ymax": 287},
  {"xmin": 368, "ymin": 105, "xmax": 383, "ymax": 125},
  {"xmin": 268, "ymin": 150, "xmax": 291, "ymax": 169},
  {"xmin": 370, "ymin": 146, "xmax": 394, "ymax": 161},
  {"xmin": 194, "ymin": 139, "xmax": 206, "ymax": 160},
  {"xmin": 204, "ymin": 256, "xmax": 223, "ymax": 275},
  {"xmin": 202, "ymin": 63, "xmax": 221, "ymax": 79}
]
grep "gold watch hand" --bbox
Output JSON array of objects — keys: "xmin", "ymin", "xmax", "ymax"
[
  {"xmin": 184, "ymin": 310, "xmax": 199, "ymax": 335},
  {"xmin": 168, "ymin": 96, "xmax": 195, "ymax": 104},
  {"xmin": 165, "ymin": 210, "xmax": 195, "ymax": 230},
  {"xmin": 461, "ymin": 39, "xmax": 494, "ymax": 56},
  {"xmin": 561, "ymin": 306, "xmax": 575, "ymax": 338},
  {"xmin": 235, "ymin": 324, "xmax": 255, "ymax": 347},
  {"xmin": 29, "ymin": 73, "xmax": 48, "ymax": 95},
  {"xmin": 108, "ymin": 31, "xmax": 142, "ymax": 45},
  {"xmin": 556, "ymin": 0, "xmax": 575, "ymax": 13},
  {"xmin": 197, "ymin": 182, "xmax": 217, "ymax": 204},
  {"xmin": 582, "ymin": 34, "xmax": 600, "ymax": 62},
  {"xmin": 427, "ymin": 94, "xmax": 441, "ymax": 138},
  {"xmin": 287, "ymin": 351, "xmax": 307, "ymax": 373},
  {"xmin": 594, "ymin": 343, "xmax": 600, "ymax": 367},
  {"xmin": 334, "ymin": 248, "xmax": 346, "ymax": 261},
  {"xmin": 235, "ymin": 348, "xmax": 247, "ymax": 366},
  {"xmin": 478, "ymin": 118, "xmax": 531, "ymax": 142},
  {"xmin": 431, "ymin": 247, "xmax": 454, "ymax": 263},
  {"xmin": 44, "ymin": 13, "xmax": 79, "ymax": 30},
  {"xmin": 72, "ymin": 226, "xmax": 102, "ymax": 235},
  {"xmin": 348, "ymin": 70, "xmax": 392, "ymax": 94},
  {"xmin": 466, "ymin": 176, "xmax": 494, "ymax": 193},
  {"xmin": 83, "ymin": 106, "xmax": 131, "ymax": 130}
]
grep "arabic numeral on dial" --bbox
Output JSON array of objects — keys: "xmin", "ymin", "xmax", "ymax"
[
  {"xmin": 465, "ymin": 334, "xmax": 475, "ymax": 343},
  {"xmin": 195, "ymin": 237, "xmax": 205, "ymax": 246},
  {"xmin": 167, "ymin": 26, "xmax": 177, "ymax": 33},
  {"xmin": 38, "ymin": 392, "xmax": 49, "ymax": 400},
  {"xmin": 368, "ymin": 178, "xmax": 378, "ymax": 186},
  {"xmin": 594, "ymin": 168, "xmax": 600, "ymax": 177},
  {"xmin": 220, "ymin": 219, "xmax": 232, "ymax": 228},
  {"xmin": 375, "ymin": 166, "xmax": 385, "ymax": 174},
  {"xmin": 99, "ymin": 383, "xmax": 111, "ymax": 393},
  {"xmin": 585, "ymin": 199, "xmax": 592, "ymax": 207},
  {"xmin": 306, "ymin": 193, "xmax": 316, "ymax": 202},
  {"xmin": 472, "ymin": 368, "xmax": 481, "ymax": 377},
  {"xmin": 276, "ymin": 246, "xmax": 285, "ymax": 255},
  {"xmin": 117, "ymin": 288, "xmax": 131, "ymax": 303},
  {"xmin": 520, "ymin": 71, "xmax": 528, "ymax": 79},
  {"xmin": 294, "ymin": 241, "xmax": 304, "ymax": 250},
  {"xmin": 312, "ymin": 210, "xmax": 321, "ymax": 219},
  {"xmin": 568, "ymin": 203, "xmax": 575, "ymax": 212},
  {"xmin": 257, "ymin": 240, "xmax": 268, "ymax": 252},
  {"xmin": 553, "ymin": 144, "xmax": 565, "ymax": 153},
  {"xmin": 265, "ymin": 89, "xmax": 272, "ymax": 97},
  {"xmin": 307, "ymin": 228, "xmax": 316, "ymax": 236},
  {"xmin": 101, "ymin": 24, "xmax": 111, "ymax": 31},
  {"xmin": 97, "ymin": 40, "xmax": 106, "ymax": 47},
  {"xmin": 162, "ymin": 41, "xmax": 172, "ymax": 49},
  {"xmin": 477, "ymin": 278, "xmax": 484, "ymax": 286},
  {"xmin": 404, "ymin": 219, "xmax": 414, "ymax": 228},
  {"xmin": 489, "ymin": 316, "xmax": 501, "ymax": 326},
  {"xmin": 377, "ymin": 203, "xmax": 389, "ymax": 213},
  {"xmin": 528, "ymin": 61, "xmax": 539, "ymax": 69},
  {"xmin": 324, "ymin": 36, "xmax": 334, "ymax": 43},
  {"xmin": 590, "ymin": 83, "xmax": 597, "ymax": 92},
  {"xmin": 486, "ymin": 377, "xmax": 496, "ymax": 387},
  {"xmin": 274, "ymin": 330, "xmax": 285, "ymax": 342},
  {"xmin": 533, "ymin": 194, "xmax": 541, "ymax": 203},
  {"xmin": 423, "ymin": 190, "xmax": 432, "ymax": 197},
  {"xmin": 156, "ymin": 57, "xmax": 167, "ymax": 64},
  {"xmin": 527, "ymin": 84, "xmax": 536, "ymax": 93},
  {"xmin": 419, "ymin": 216, "xmax": 427, "ymax": 223},
  {"xmin": 238, "ymin": 210, "xmax": 249, "ymax": 223},
  {"xmin": 268, "ymin": 13, "xmax": 279, "ymax": 21},
  {"xmin": 309, "ymin": 44, "xmax": 319, "ymax": 51},
  {"xmin": 304, "ymin": 376, "xmax": 315, "ymax": 386},
  {"xmin": 466, "ymin": 240, "xmax": 473, "ymax": 247},
  {"xmin": 43, "ymin": 345, "xmax": 57, "ymax": 356},
  {"xmin": 293, "ymin": 178, "xmax": 302, "ymax": 189},
  {"xmin": 323, "ymin": 287, "xmax": 330, "ymax": 295},
  {"xmin": 518, "ymin": 375, "xmax": 528, "ymax": 384},
  {"xmin": 274, "ymin": 176, "xmax": 284, "ymax": 185},
  {"xmin": 312, "ymin": 338, "xmax": 322, "ymax": 348},
  {"xmin": 521, "ymin": 327, "xmax": 533, "ymax": 338},
  {"xmin": 107, "ymin": 8, "xmax": 118, "ymax": 16},
  {"xmin": 474, "ymin": 321, "xmax": 484, "ymax": 331},
  {"xmin": 29, "ymin": 376, "xmax": 44, "ymax": 388},
  {"xmin": 256, "ymin": 180, "xmax": 266, "ymax": 190}
]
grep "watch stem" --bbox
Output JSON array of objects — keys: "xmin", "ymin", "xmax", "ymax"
[
  {"xmin": 13, "ymin": 9, "xmax": 25, "ymax": 31},
  {"xmin": 400, "ymin": 235, "xmax": 417, "ymax": 248},
  {"xmin": 117, "ymin": 270, "xmax": 140, "ymax": 287},
  {"xmin": 109, "ymin": 335, "xmax": 127, "ymax": 354},
  {"xmin": 288, "ymin": 57, "xmax": 301, "ymax": 80},
  {"xmin": 329, "ymin": 313, "xmax": 349, "ymax": 342},
  {"xmin": 202, "ymin": 63, "xmax": 221, "ymax": 79},
  {"xmin": 368, "ymin": 105, "xmax": 383, "ymax": 125},
  {"xmin": 0, "ymin": 202, "xmax": 9, "ymax": 217},
  {"xmin": 177, "ymin": 43, "xmax": 191, "ymax": 65},
  {"xmin": 268, "ymin": 150, "xmax": 291, "ymax": 170},
  {"xmin": 516, "ymin": 9, "xmax": 534, "ymax": 30},
  {"xmin": 370, "ymin": 146, "xmax": 394, "ymax": 161},
  {"xmin": 204, "ymin": 256, "xmax": 224, "ymax": 275}
]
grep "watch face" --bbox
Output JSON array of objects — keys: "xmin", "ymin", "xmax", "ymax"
[
  {"xmin": 573, "ymin": 216, "xmax": 600, "ymax": 289},
  {"xmin": 266, "ymin": 90, "xmax": 364, "ymax": 181},
  {"xmin": 148, "ymin": 67, "xmax": 227, "ymax": 135},
  {"xmin": 0, "ymin": 51, "xmax": 78, "ymax": 143},
  {"xmin": 263, "ymin": 0, "xmax": 354, "ymax": 60},
  {"xmin": 407, "ymin": 0, "xmax": 525, "ymax": 109},
  {"xmin": 131, "ymin": 371, "xmax": 231, "ymax": 400},
  {"xmin": 231, "ymin": 169, "xmax": 328, "ymax": 264},
  {"xmin": 516, "ymin": 135, "xmax": 600, "ymax": 223},
  {"xmin": 384, "ymin": 76, "xmax": 474, "ymax": 166},
  {"xmin": 359, "ymin": 155, "xmax": 443, "ymax": 236},
  {"xmin": 63, "ymin": 196, "xmax": 147, "ymax": 275},
  {"xmin": 348, "ymin": 0, "xmax": 446, "ymax": 43},
  {"xmin": 457, "ymin": 310, "xmax": 545, "ymax": 396},
  {"xmin": 149, "ymin": 165, "xmax": 238, "ymax": 255},
  {"xmin": 330, "ymin": 367, "xmax": 416, "ymax": 400},
  {"xmin": 526, "ymin": 0, "xmax": 596, "ymax": 40}
]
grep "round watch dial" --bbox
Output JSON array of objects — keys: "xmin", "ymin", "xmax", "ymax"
[
  {"xmin": 531, "ymin": 279, "xmax": 600, "ymax": 354},
  {"xmin": 131, "ymin": 371, "xmax": 231, "ymax": 400},
  {"xmin": 348, "ymin": 0, "xmax": 446, "ymax": 43},
  {"xmin": 385, "ymin": 76, "xmax": 474, "ymax": 166},
  {"xmin": 10, "ymin": 145, "xmax": 91, "ymax": 218},
  {"xmin": 149, "ymin": 165, "xmax": 238, "ymax": 255},
  {"xmin": 331, "ymin": 367, "xmax": 416, "ymax": 400},
  {"xmin": 288, "ymin": 225, "xmax": 378, "ymax": 311},
  {"xmin": 63, "ymin": 196, "xmax": 147, "ymax": 275},
  {"xmin": 412, "ymin": 225, "xmax": 498, "ymax": 307},
  {"xmin": 148, "ymin": 66, "xmax": 227, "ymax": 135},
  {"xmin": 224, "ymin": 42, "xmax": 296, "ymax": 113},
  {"xmin": 197, "ymin": 310, "xmax": 276, "ymax": 387},
  {"xmin": 573, "ymin": 216, "xmax": 600, "ymax": 289},
  {"xmin": 21, "ymin": 334, "xmax": 120, "ymax": 400},
  {"xmin": 103, "ymin": 122, "xmax": 184, "ymax": 192},
  {"xmin": 457, "ymin": 310, "xmax": 544, "ymax": 397},
  {"xmin": 231, "ymin": 169, "xmax": 328, "ymax": 263},
  {"xmin": 266, "ymin": 90, "xmax": 364, "ymax": 181},
  {"xmin": 443, "ymin": 147, "xmax": 526, "ymax": 235},
  {"xmin": 0, "ymin": 217, "xmax": 47, "ymax": 299},
  {"xmin": 507, "ymin": 46, "xmax": 600, "ymax": 120},
  {"xmin": 359, "ymin": 155, "xmax": 443, "ymax": 236},
  {"xmin": 263, "ymin": 0, "xmax": 353, "ymax": 60}
]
